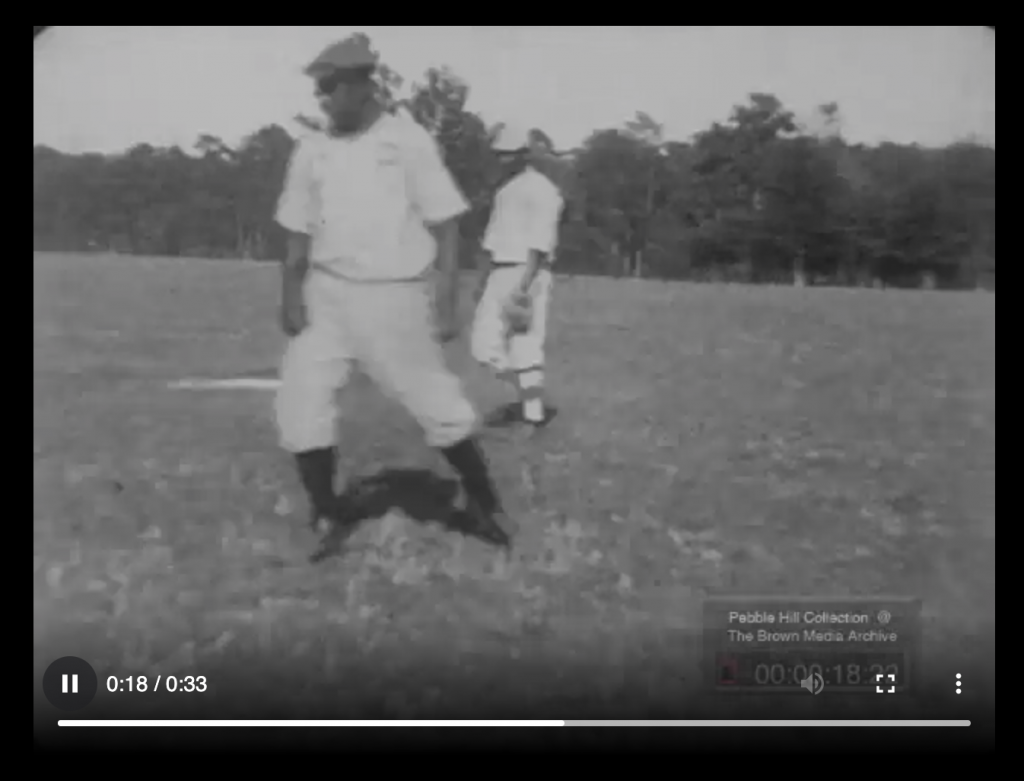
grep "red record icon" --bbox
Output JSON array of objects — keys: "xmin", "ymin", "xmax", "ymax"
[{"xmin": 718, "ymin": 654, "xmax": 738, "ymax": 685}]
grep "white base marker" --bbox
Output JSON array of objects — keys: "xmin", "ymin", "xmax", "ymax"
[{"xmin": 168, "ymin": 378, "xmax": 281, "ymax": 391}]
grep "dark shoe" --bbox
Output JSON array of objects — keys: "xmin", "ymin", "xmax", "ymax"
[
  {"xmin": 483, "ymin": 402, "xmax": 522, "ymax": 428},
  {"xmin": 308, "ymin": 517, "xmax": 360, "ymax": 563},
  {"xmin": 294, "ymin": 447, "xmax": 338, "ymax": 529},
  {"xmin": 462, "ymin": 496, "xmax": 516, "ymax": 549},
  {"xmin": 308, "ymin": 494, "xmax": 367, "ymax": 563},
  {"xmin": 309, "ymin": 496, "xmax": 363, "ymax": 535},
  {"xmin": 310, "ymin": 513, "xmax": 332, "ymax": 536},
  {"xmin": 440, "ymin": 437, "xmax": 502, "ymax": 516}
]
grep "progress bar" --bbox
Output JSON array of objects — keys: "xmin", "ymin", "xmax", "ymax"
[
  {"xmin": 60, "ymin": 720, "xmax": 564, "ymax": 727},
  {"xmin": 58, "ymin": 720, "xmax": 970, "ymax": 727}
]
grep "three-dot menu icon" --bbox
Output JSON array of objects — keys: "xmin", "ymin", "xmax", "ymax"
[{"xmin": 956, "ymin": 674, "xmax": 961, "ymax": 694}]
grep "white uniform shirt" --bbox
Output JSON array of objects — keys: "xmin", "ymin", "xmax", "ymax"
[
  {"xmin": 275, "ymin": 112, "xmax": 469, "ymax": 281},
  {"xmin": 482, "ymin": 168, "xmax": 564, "ymax": 264}
]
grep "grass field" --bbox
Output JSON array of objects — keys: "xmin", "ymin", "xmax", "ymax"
[{"xmin": 34, "ymin": 252, "xmax": 994, "ymax": 736}]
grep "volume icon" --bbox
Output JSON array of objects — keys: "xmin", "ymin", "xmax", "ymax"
[{"xmin": 801, "ymin": 672, "xmax": 824, "ymax": 695}]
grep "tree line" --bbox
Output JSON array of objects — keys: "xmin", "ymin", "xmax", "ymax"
[{"xmin": 34, "ymin": 37, "xmax": 995, "ymax": 290}]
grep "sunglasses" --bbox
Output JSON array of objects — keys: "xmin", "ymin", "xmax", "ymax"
[{"xmin": 315, "ymin": 67, "xmax": 374, "ymax": 97}]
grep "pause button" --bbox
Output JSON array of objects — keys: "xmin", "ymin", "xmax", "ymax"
[{"xmin": 42, "ymin": 657, "xmax": 97, "ymax": 711}]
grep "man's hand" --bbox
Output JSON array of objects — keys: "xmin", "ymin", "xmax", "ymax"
[
  {"xmin": 280, "ymin": 232, "xmax": 311, "ymax": 337},
  {"xmin": 434, "ymin": 260, "xmax": 462, "ymax": 342},
  {"xmin": 473, "ymin": 248, "xmax": 492, "ymax": 304},
  {"xmin": 472, "ymin": 273, "xmax": 489, "ymax": 306},
  {"xmin": 280, "ymin": 290, "xmax": 308, "ymax": 337},
  {"xmin": 435, "ymin": 306, "xmax": 461, "ymax": 343},
  {"xmin": 502, "ymin": 290, "xmax": 533, "ymax": 334},
  {"xmin": 431, "ymin": 218, "xmax": 462, "ymax": 343},
  {"xmin": 518, "ymin": 249, "xmax": 546, "ymax": 295}
]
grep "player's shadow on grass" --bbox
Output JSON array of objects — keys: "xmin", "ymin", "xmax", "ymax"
[{"xmin": 309, "ymin": 468, "xmax": 486, "ymax": 563}]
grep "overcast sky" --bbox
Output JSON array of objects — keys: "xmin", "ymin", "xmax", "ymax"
[{"xmin": 33, "ymin": 26, "xmax": 995, "ymax": 155}]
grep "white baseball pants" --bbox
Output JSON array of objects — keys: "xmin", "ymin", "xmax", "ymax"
[
  {"xmin": 470, "ymin": 265, "xmax": 552, "ymax": 375},
  {"xmin": 275, "ymin": 270, "xmax": 477, "ymax": 453}
]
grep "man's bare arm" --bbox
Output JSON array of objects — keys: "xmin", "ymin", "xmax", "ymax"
[
  {"xmin": 283, "ymin": 232, "xmax": 310, "ymax": 277},
  {"xmin": 280, "ymin": 231, "xmax": 311, "ymax": 336},
  {"xmin": 474, "ymin": 244, "xmax": 492, "ymax": 300},
  {"xmin": 518, "ymin": 249, "xmax": 548, "ymax": 295},
  {"xmin": 518, "ymin": 190, "xmax": 559, "ymax": 294},
  {"xmin": 429, "ymin": 218, "xmax": 462, "ymax": 338}
]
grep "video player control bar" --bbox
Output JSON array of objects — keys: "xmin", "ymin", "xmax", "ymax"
[{"xmin": 58, "ymin": 720, "xmax": 971, "ymax": 727}]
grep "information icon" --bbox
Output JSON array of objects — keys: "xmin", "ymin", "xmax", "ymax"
[{"xmin": 42, "ymin": 656, "xmax": 98, "ymax": 711}]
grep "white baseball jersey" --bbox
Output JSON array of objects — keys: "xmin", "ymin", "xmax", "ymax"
[
  {"xmin": 482, "ymin": 168, "xmax": 564, "ymax": 264},
  {"xmin": 275, "ymin": 112, "xmax": 469, "ymax": 282}
]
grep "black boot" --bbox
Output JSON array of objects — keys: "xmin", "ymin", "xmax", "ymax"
[
  {"xmin": 440, "ymin": 437, "xmax": 513, "ymax": 547},
  {"xmin": 294, "ymin": 447, "xmax": 338, "ymax": 529}
]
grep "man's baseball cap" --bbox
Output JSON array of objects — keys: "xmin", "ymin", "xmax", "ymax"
[
  {"xmin": 492, "ymin": 122, "xmax": 531, "ymax": 153},
  {"xmin": 304, "ymin": 34, "xmax": 378, "ymax": 77}
]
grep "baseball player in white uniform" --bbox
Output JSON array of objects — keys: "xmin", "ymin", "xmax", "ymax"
[
  {"xmin": 471, "ymin": 123, "xmax": 564, "ymax": 429},
  {"xmin": 274, "ymin": 36, "xmax": 513, "ymax": 549}
]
